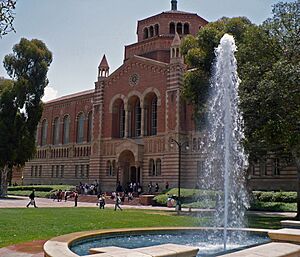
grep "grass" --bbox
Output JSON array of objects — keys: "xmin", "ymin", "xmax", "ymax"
[
  {"xmin": 0, "ymin": 208, "xmax": 203, "ymax": 248},
  {"xmin": 0, "ymin": 207, "xmax": 287, "ymax": 248}
]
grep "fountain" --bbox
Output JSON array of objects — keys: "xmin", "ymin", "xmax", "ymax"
[
  {"xmin": 199, "ymin": 33, "xmax": 249, "ymax": 250},
  {"xmin": 44, "ymin": 34, "xmax": 272, "ymax": 257}
]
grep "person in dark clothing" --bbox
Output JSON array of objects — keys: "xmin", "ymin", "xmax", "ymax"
[
  {"xmin": 26, "ymin": 189, "xmax": 37, "ymax": 208},
  {"xmin": 114, "ymin": 193, "xmax": 123, "ymax": 211},
  {"xmin": 155, "ymin": 183, "xmax": 159, "ymax": 192},
  {"xmin": 74, "ymin": 191, "xmax": 78, "ymax": 207},
  {"xmin": 165, "ymin": 181, "xmax": 169, "ymax": 190}
]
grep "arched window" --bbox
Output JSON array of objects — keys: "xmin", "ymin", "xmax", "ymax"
[
  {"xmin": 156, "ymin": 159, "xmax": 161, "ymax": 176},
  {"xmin": 184, "ymin": 23, "xmax": 190, "ymax": 34},
  {"xmin": 41, "ymin": 119, "xmax": 48, "ymax": 146},
  {"xmin": 177, "ymin": 23, "xmax": 183, "ymax": 34},
  {"xmin": 149, "ymin": 26, "xmax": 154, "ymax": 37},
  {"xmin": 144, "ymin": 94, "xmax": 158, "ymax": 136},
  {"xmin": 87, "ymin": 111, "xmax": 93, "ymax": 142},
  {"xmin": 135, "ymin": 100, "xmax": 141, "ymax": 137},
  {"xmin": 149, "ymin": 159, "xmax": 155, "ymax": 176},
  {"xmin": 107, "ymin": 160, "xmax": 115, "ymax": 176},
  {"xmin": 112, "ymin": 99, "xmax": 125, "ymax": 138},
  {"xmin": 154, "ymin": 24, "xmax": 159, "ymax": 36},
  {"xmin": 52, "ymin": 117, "xmax": 60, "ymax": 145},
  {"xmin": 143, "ymin": 27, "xmax": 149, "ymax": 39},
  {"xmin": 112, "ymin": 160, "xmax": 116, "ymax": 176},
  {"xmin": 77, "ymin": 113, "xmax": 84, "ymax": 143},
  {"xmin": 128, "ymin": 97, "xmax": 141, "ymax": 138},
  {"xmin": 151, "ymin": 96, "xmax": 157, "ymax": 135},
  {"xmin": 170, "ymin": 22, "xmax": 175, "ymax": 34},
  {"xmin": 63, "ymin": 115, "xmax": 70, "ymax": 144},
  {"xmin": 119, "ymin": 105, "xmax": 125, "ymax": 138}
]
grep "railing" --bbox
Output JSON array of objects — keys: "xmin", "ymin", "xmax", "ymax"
[{"xmin": 35, "ymin": 144, "xmax": 91, "ymax": 159}]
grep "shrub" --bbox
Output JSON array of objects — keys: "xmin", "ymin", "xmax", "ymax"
[
  {"xmin": 153, "ymin": 188, "xmax": 220, "ymax": 206},
  {"xmin": 8, "ymin": 185, "xmax": 75, "ymax": 198},
  {"xmin": 252, "ymin": 191, "xmax": 297, "ymax": 203},
  {"xmin": 250, "ymin": 201, "xmax": 296, "ymax": 212}
]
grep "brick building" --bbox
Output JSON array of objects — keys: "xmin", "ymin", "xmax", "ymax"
[{"xmin": 22, "ymin": 1, "xmax": 298, "ymax": 191}]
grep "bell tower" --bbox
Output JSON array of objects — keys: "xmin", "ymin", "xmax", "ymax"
[
  {"xmin": 98, "ymin": 54, "xmax": 109, "ymax": 79},
  {"xmin": 171, "ymin": 0, "xmax": 177, "ymax": 11}
]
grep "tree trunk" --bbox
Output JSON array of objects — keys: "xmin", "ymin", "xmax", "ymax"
[
  {"xmin": 292, "ymin": 151, "xmax": 300, "ymax": 220},
  {"xmin": 0, "ymin": 165, "xmax": 9, "ymax": 198}
]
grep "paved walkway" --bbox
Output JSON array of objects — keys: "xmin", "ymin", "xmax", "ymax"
[
  {"xmin": 0, "ymin": 196, "xmax": 296, "ymax": 257},
  {"xmin": 0, "ymin": 195, "xmax": 180, "ymax": 211}
]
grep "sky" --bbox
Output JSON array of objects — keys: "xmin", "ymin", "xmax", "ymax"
[{"xmin": 0, "ymin": 0, "xmax": 293, "ymax": 101}]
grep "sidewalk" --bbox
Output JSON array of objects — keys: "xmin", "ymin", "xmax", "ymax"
[{"xmin": 0, "ymin": 195, "xmax": 204, "ymax": 212}]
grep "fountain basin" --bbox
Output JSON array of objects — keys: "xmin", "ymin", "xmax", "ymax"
[{"xmin": 44, "ymin": 227, "xmax": 271, "ymax": 257}]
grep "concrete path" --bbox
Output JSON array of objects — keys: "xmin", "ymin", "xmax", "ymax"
[{"xmin": 0, "ymin": 195, "xmax": 205, "ymax": 212}]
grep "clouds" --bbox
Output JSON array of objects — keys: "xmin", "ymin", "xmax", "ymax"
[{"xmin": 42, "ymin": 86, "xmax": 58, "ymax": 102}]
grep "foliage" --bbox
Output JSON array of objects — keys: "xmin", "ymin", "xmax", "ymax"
[
  {"xmin": 250, "ymin": 201, "xmax": 296, "ymax": 212},
  {"xmin": 0, "ymin": 208, "xmax": 201, "ymax": 248},
  {"xmin": 182, "ymin": 200, "xmax": 216, "ymax": 209},
  {"xmin": 153, "ymin": 188, "xmax": 219, "ymax": 206},
  {"xmin": 8, "ymin": 185, "xmax": 74, "ymax": 192},
  {"xmin": 7, "ymin": 185, "xmax": 75, "ymax": 198},
  {"xmin": 252, "ymin": 191, "xmax": 297, "ymax": 203},
  {"xmin": 0, "ymin": 0, "xmax": 16, "ymax": 37},
  {"xmin": 263, "ymin": 0, "xmax": 300, "ymax": 63},
  {"xmin": 181, "ymin": 0, "xmax": 300, "ymax": 215},
  {"xmin": 8, "ymin": 190, "xmax": 51, "ymax": 198},
  {"xmin": 181, "ymin": 17, "xmax": 253, "ymax": 126},
  {"xmin": 0, "ymin": 38, "xmax": 52, "ymax": 197}
]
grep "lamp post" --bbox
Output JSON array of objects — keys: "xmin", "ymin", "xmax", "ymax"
[{"xmin": 170, "ymin": 138, "xmax": 189, "ymax": 211}]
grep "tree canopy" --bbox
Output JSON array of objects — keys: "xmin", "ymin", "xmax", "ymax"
[
  {"xmin": 182, "ymin": 0, "xmax": 300, "ymax": 216},
  {"xmin": 0, "ymin": 0, "xmax": 16, "ymax": 38},
  {"xmin": 0, "ymin": 38, "xmax": 52, "ymax": 196}
]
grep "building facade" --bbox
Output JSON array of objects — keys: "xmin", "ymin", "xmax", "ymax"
[{"xmin": 22, "ymin": 1, "xmax": 298, "ymax": 191}]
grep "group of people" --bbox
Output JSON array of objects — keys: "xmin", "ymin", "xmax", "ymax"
[
  {"xmin": 147, "ymin": 181, "xmax": 169, "ymax": 194},
  {"xmin": 26, "ymin": 180, "xmax": 171, "ymax": 209},
  {"xmin": 77, "ymin": 181, "xmax": 99, "ymax": 195},
  {"xmin": 26, "ymin": 189, "xmax": 79, "ymax": 208}
]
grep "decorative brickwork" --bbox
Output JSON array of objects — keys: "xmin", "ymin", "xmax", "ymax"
[{"xmin": 21, "ymin": 2, "xmax": 297, "ymax": 192}]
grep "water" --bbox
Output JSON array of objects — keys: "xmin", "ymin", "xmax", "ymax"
[
  {"xmin": 70, "ymin": 230, "xmax": 270, "ymax": 256},
  {"xmin": 198, "ymin": 34, "xmax": 249, "ymax": 250}
]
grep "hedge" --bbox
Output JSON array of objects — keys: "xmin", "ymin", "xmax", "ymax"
[
  {"xmin": 252, "ymin": 191, "xmax": 297, "ymax": 203},
  {"xmin": 8, "ymin": 185, "xmax": 74, "ymax": 194},
  {"xmin": 153, "ymin": 188, "xmax": 221, "ymax": 206}
]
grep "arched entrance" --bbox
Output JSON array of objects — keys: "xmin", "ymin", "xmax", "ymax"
[{"xmin": 118, "ymin": 150, "xmax": 141, "ymax": 190}]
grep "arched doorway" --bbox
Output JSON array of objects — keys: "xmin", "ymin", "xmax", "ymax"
[{"xmin": 118, "ymin": 150, "xmax": 141, "ymax": 190}]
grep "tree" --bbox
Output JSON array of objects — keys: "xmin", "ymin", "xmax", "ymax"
[
  {"xmin": 182, "ymin": 1, "xmax": 300, "ymax": 217},
  {"xmin": 0, "ymin": 0, "xmax": 17, "ymax": 38},
  {"xmin": 181, "ymin": 17, "xmax": 254, "ymax": 125},
  {"xmin": 0, "ymin": 38, "xmax": 52, "ymax": 197},
  {"xmin": 239, "ymin": 1, "xmax": 300, "ymax": 217}
]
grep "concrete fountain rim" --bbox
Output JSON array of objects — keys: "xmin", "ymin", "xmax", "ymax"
[{"xmin": 43, "ymin": 226, "xmax": 273, "ymax": 257}]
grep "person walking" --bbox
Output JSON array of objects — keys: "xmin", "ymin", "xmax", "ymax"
[
  {"xmin": 114, "ymin": 193, "xmax": 122, "ymax": 211},
  {"xmin": 74, "ymin": 191, "xmax": 78, "ymax": 207},
  {"xmin": 155, "ymin": 183, "xmax": 159, "ymax": 192},
  {"xmin": 26, "ymin": 189, "xmax": 38, "ymax": 208},
  {"xmin": 99, "ymin": 194, "xmax": 106, "ymax": 209}
]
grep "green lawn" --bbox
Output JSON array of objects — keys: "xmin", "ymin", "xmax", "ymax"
[
  {"xmin": 0, "ymin": 208, "xmax": 203, "ymax": 248},
  {"xmin": 0, "ymin": 207, "xmax": 285, "ymax": 248}
]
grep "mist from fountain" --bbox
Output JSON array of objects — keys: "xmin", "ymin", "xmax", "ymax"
[{"xmin": 198, "ymin": 33, "xmax": 249, "ymax": 250}]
